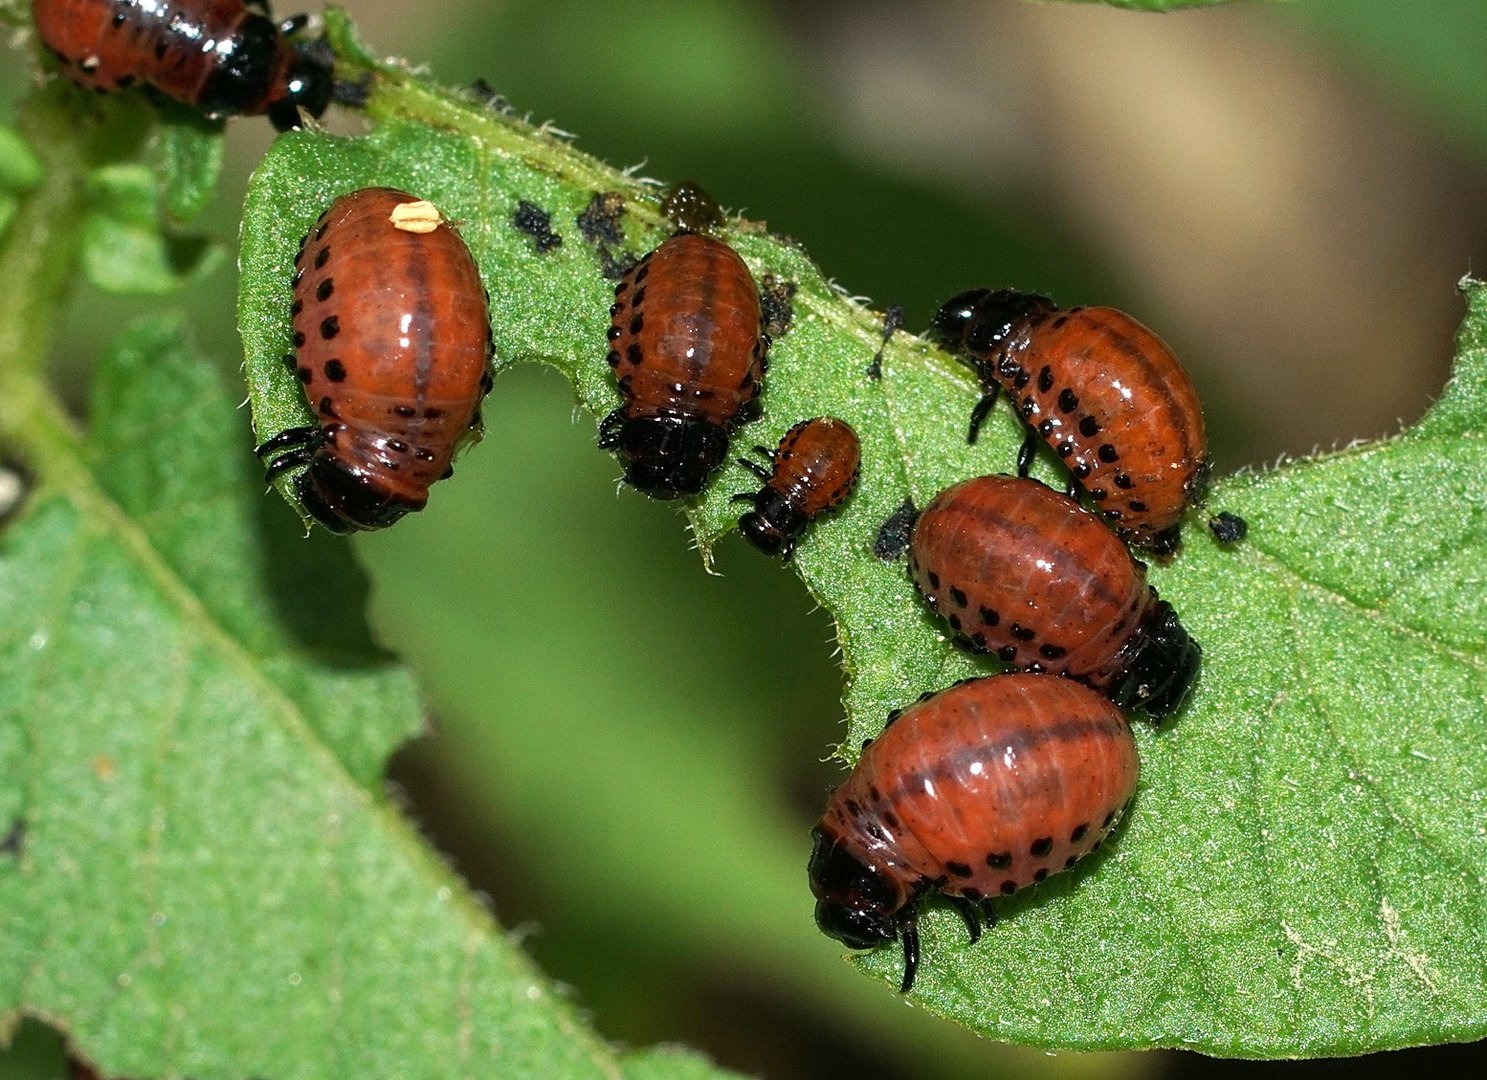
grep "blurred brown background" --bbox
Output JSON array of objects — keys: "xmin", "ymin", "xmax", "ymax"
[{"xmin": 5, "ymin": 0, "xmax": 1487, "ymax": 1077}]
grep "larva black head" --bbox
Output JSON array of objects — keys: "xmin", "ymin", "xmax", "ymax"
[
  {"xmin": 296, "ymin": 457, "xmax": 422, "ymax": 533},
  {"xmin": 600, "ymin": 414, "xmax": 730, "ymax": 499},
  {"xmin": 929, "ymin": 288, "xmax": 1056, "ymax": 358},
  {"xmin": 808, "ymin": 828, "xmax": 901, "ymax": 950},
  {"xmin": 1111, "ymin": 599, "xmax": 1201, "ymax": 719},
  {"xmin": 738, "ymin": 489, "xmax": 806, "ymax": 559},
  {"xmin": 265, "ymin": 31, "xmax": 335, "ymax": 131}
]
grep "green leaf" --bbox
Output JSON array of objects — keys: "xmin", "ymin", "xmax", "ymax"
[
  {"xmin": 83, "ymin": 164, "xmax": 222, "ymax": 295},
  {"xmin": 153, "ymin": 106, "xmax": 226, "ymax": 222},
  {"xmin": 0, "ymin": 320, "xmax": 742, "ymax": 1080},
  {"xmin": 237, "ymin": 22, "xmax": 1487, "ymax": 1057},
  {"xmin": 0, "ymin": 125, "xmax": 42, "ymax": 193}
]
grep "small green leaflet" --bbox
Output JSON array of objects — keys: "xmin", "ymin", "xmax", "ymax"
[{"xmin": 0, "ymin": 320, "xmax": 744, "ymax": 1080}]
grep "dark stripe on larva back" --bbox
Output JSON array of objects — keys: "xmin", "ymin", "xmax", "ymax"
[
  {"xmin": 945, "ymin": 496, "xmax": 1128, "ymax": 612},
  {"xmin": 1089, "ymin": 319, "xmax": 1195, "ymax": 461},
  {"xmin": 406, "ymin": 224, "xmax": 435, "ymax": 403}
]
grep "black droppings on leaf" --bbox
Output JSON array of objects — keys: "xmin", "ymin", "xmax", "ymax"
[
  {"xmin": 577, "ymin": 192, "xmax": 626, "ymax": 247},
  {"xmin": 760, "ymin": 274, "xmax": 798, "ymax": 340},
  {"xmin": 577, "ymin": 192, "xmax": 633, "ymax": 279},
  {"xmin": 866, "ymin": 305, "xmax": 904, "ymax": 381},
  {"xmin": 873, "ymin": 497, "xmax": 918, "ymax": 561},
  {"xmin": 512, "ymin": 200, "xmax": 562, "ymax": 253},
  {"xmin": 468, "ymin": 78, "xmax": 513, "ymax": 114},
  {"xmin": 1209, "ymin": 511, "xmax": 1248, "ymax": 544}
]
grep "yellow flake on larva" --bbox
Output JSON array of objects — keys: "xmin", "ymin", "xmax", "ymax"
[{"xmin": 389, "ymin": 200, "xmax": 444, "ymax": 234}]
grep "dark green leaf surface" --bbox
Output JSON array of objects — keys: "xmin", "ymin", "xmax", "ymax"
[
  {"xmin": 83, "ymin": 164, "xmax": 221, "ymax": 295},
  {"xmin": 237, "ymin": 23, "xmax": 1487, "ymax": 1055},
  {"xmin": 0, "ymin": 321, "xmax": 742, "ymax": 1080}
]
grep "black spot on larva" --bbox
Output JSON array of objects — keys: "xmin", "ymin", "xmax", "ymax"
[
  {"xmin": 315, "ymin": 222, "xmax": 329, "ymax": 241},
  {"xmin": 626, "ymin": 343, "xmax": 643, "ymax": 366},
  {"xmin": 1000, "ymin": 880, "xmax": 1018, "ymax": 895},
  {"xmin": 927, "ymin": 570, "xmax": 941, "ymax": 589},
  {"xmin": 950, "ymin": 587, "xmax": 968, "ymax": 608},
  {"xmin": 154, "ymin": 39, "xmax": 168, "ymax": 59},
  {"xmin": 1090, "ymin": 488, "xmax": 1108, "ymax": 501},
  {"xmin": 1030, "ymin": 837, "xmax": 1053, "ymax": 857},
  {"xmin": 962, "ymin": 887, "xmax": 983, "ymax": 902},
  {"xmin": 512, "ymin": 199, "xmax": 562, "ymax": 252},
  {"xmin": 1070, "ymin": 823, "xmax": 1089, "ymax": 843},
  {"xmin": 1102, "ymin": 810, "xmax": 1116, "ymax": 829},
  {"xmin": 314, "ymin": 247, "xmax": 330, "ymax": 269},
  {"xmin": 1033, "ymin": 868, "xmax": 1049, "ymax": 882},
  {"xmin": 317, "ymin": 278, "xmax": 334, "ymax": 302},
  {"xmin": 296, "ymin": 366, "xmax": 312, "ymax": 384},
  {"xmin": 605, "ymin": 349, "xmax": 620, "ymax": 367},
  {"xmin": 1013, "ymin": 369, "xmax": 1030, "ymax": 390},
  {"xmin": 292, "ymin": 331, "xmax": 306, "ymax": 348},
  {"xmin": 1058, "ymin": 388, "xmax": 1079, "ymax": 413},
  {"xmin": 997, "ymin": 645, "xmax": 1017, "ymax": 662},
  {"xmin": 1039, "ymin": 644, "xmax": 1067, "ymax": 660},
  {"xmin": 1010, "ymin": 624, "xmax": 1035, "ymax": 643},
  {"xmin": 1098, "ymin": 444, "xmax": 1119, "ymax": 463},
  {"xmin": 845, "ymin": 799, "xmax": 862, "ymax": 817},
  {"xmin": 1115, "ymin": 473, "xmax": 1133, "ymax": 489},
  {"xmin": 112, "ymin": 10, "xmax": 127, "ymax": 26},
  {"xmin": 986, "ymin": 851, "xmax": 1012, "ymax": 869},
  {"xmin": 1129, "ymin": 500, "xmax": 1148, "ymax": 513},
  {"xmin": 1090, "ymin": 839, "xmax": 1104, "ymax": 853},
  {"xmin": 970, "ymin": 632, "xmax": 987, "ymax": 650},
  {"xmin": 632, "ymin": 287, "xmax": 647, "ymax": 308},
  {"xmin": 946, "ymin": 861, "xmax": 973, "ymax": 879},
  {"xmin": 1051, "ymin": 315, "xmax": 1068, "ymax": 329},
  {"xmin": 1037, "ymin": 419, "xmax": 1054, "ymax": 436},
  {"xmin": 629, "ymin": 313, "xmax": 644, "ymax": 335},
  {"xmin": 1037, "ymin": 366, "xmax": 1054, "ymax": 393},
  {"xmin": 947, "ymin": 614, "xmax": 962, "ymax": 632},
  {"xmin": 1079, "ymin": 416, "xmax": 1100, "ymax": 437},
  {"xmin": 318, "ymin": 396, "xmax": 336, "ymax": 417},
  {"xmin": 1073, "ymin": 463, "xmax": 1092, "ymax": 480},
  {"xmin": 1065, "ymin": 855, "xmax": 1078, "ymax": 869},
  {"xmin": 414, "ymin": 448, "xmax": 435, "ymax": 462},
  {"xmin": 320, "ymin": 316, "xmax": 339, "ymax": 340},
  {"xmin": 978, "ymin": 606, "xmax": 1000, "ymax": 626},
  {"xmin": 387, "ymin": 439, "xmax": 409, "ymax": 453},
  {"xmin": 607, "ymin": 326, "xmax": 622, "ymax": 341},
  {"xmin": 290, "ymin": 299, "xmax": 303, "ymax": 316},
  {"xmin": 292, "ymin": 268, "xmax": 303, "ymax": 286},
  {"xmin": 425, "ymin": 407, "xmax": 446, "ymax": 419},
  {"xmin": 872, "ymin": 498, "xmax": 918, "ymax": 561},
  {"xmin": 394, "ymin": 405, "xmax": 417, "ymax": 418},
  {"xmin": 323, "ymin": 360, "xmax": 346, "ymax": 382},
  {"xmin": 1056, "ymin": 440, "xmax": 1074, "ymax": 457}
]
